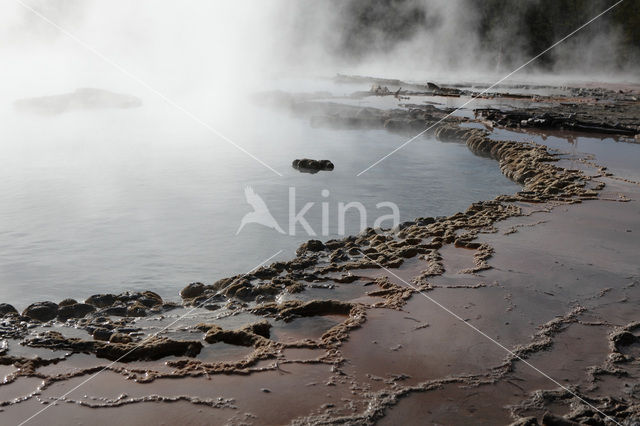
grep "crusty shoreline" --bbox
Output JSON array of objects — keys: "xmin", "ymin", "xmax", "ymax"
[{"xmin": 1, "ymin": 82, "xmax": 639, "ymax": 424}]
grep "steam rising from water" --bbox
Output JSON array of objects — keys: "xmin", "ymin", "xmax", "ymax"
[
  {"xmin": 1, "ymin": 0, "xmax": 637, "ymax": 109},
  {"xmin": 0, "ymin": 0, "xmax": 636, "ymax": 307}
]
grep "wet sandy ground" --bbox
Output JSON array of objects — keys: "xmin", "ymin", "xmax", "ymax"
[
  {"xmin": 1, "ymin": 83, "xmax": 640, "ymax": 425},
  {"xmin": 376, "ymin": 177, "xmax": 640, "ymax": 425}
]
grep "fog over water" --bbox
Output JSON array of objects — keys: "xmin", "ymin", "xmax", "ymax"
[{"xmin": 0, "ymin": 1, "xmax": 633, "ymax": 308}]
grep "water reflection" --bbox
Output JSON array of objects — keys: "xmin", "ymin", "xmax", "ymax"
[{"xmin": 0, "ymin": 89, "xmax": 520, "ymax": 308}]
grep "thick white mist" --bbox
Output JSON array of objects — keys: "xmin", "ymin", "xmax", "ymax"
[{"xmin": 1, "ymin": 0, "xmax": 636, "ymax": 110}]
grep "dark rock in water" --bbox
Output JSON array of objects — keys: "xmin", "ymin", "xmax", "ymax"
[
  {"xmin": 95, "ymin": 337, "xmax": 203, "ymax": 361},
  {"xmin": 14, "ymin": 88, "xmax": 142, "ymax": 115},
  {"xmin": 508, "ymin": 417, "xmax": 539, "ymax": 426},
  {"xmin": 112, "ymin": 291, "xmax": 162, "ymax": 310},
  {"xmin": 296, "ymin": 239, "xmax": 326, "ymax": 255},
  {"xmin": 398, "ymin": 247, "xmax": 419, "ymax": 258},
  {"xmin": 22, "ymin": 301, "xmax": 59, "ymax": 322},
  {"xmin": 98, "ymin": 305, "xmax": 128, "ymax": 317},
  {"xmin": 334, "ymin": 274, "xmax": 360, "ymax": 283},
  {"xmin": 395, "ymin": 221, "xmax": 416, "ymax": 231},
  {"xmin": 0, "ymin": 303, "xmax": 18, "ymax": 317},
  {"xmin": 162, "ymin": 302, "xmax": 181, "ymax": 311},
  {"xmin": 200, "ymin": 320, "xmax": 272, "ymax": 346},
  {"xmin": 126, "ymin": 303, "xmax": 147, "ymax": 317},
  {"xmin": 109, "ymin": 333, "xmax": 133, "ymax": 344},
  {"xmin": 474, "ymin": 107, "xmax": 638, "ymax": 136},
  {"xmin": 611, "ymin": 330, "xmax": 637, "ymax": 348},
  {"xmin": 247, "ymin": 321, "xmax": 272, "ymax": 338},
  {"xmin": 292, "ymin": 158, "xmax": 334, "ymax": 174},
  {"xmin": 330, "ymin": 249, "xmax": 349, "ymax": 263},
  {"xmin": 325, "ymin": 239, "xmax": 344, "ymax": 250},
  {"xmin": 58, "ymin": 298, "xmax": 78, "ymax": 307},
  {"xmin": 115, "ymin": 327, "xmax": 139, "ymax": 334},
  {"xmin": 252, "ymin": 299, "xmax": 353, "ymax": 321},
  {"xmin": 92, "ymin": 328, "xmax": 113, "ymax": 341},
  {"xmin": 57, "ymin": 303, "xmax": 96, "ymax": 321},
  {"xmin": 85, "ymin": 294, "xmax": 117, "ymax": 308},
  {"xmin": 541, "ymin": 412, "xmax": 580, "ymax": 426},
  {"xmin": 26, "ymin": 330, "xmax": 202, "ymax": 361},
  {"xmin": 136, "ymin": 291, "xmax": 163, "ymax": 308},
  {"xmin": 251, "ymin": 266, "xmax": 279, "ymax": 280},
  {"xmin": 416, "ymin": 217, "xmax": 436, "ymax": 226},
  {"xmin": 223, "ymin": 279, "xmax": 256, "ymax": 301},
  {"xmin": 180, "ymin": 282, "xmax": 205, "ymax": 299}
]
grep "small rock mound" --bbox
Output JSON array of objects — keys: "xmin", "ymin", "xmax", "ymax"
[
  {"xmin": 22, "ymin": 301, "xmax": 59, "ymax": 322},
  {"xmin": 180, "ymin": 282, "xmax": 205, "ymax": 299},
  {"xmin": 57, "ymin": 303, "xmax": 96, "ymax": 321},
  {"xmin": 83, "ymin": 291, "xmax": 163, "ymax": 318},
  {"xmin": 0, "ymin": 303, "xmax": 18, "ymax": 317},
  {"xmin": 296, "ymin": 239, "xmax": 326, "ymax": 255},
  {"xmin": 85, "ymin": 294, "xmax": 117, "ymax": 308}
]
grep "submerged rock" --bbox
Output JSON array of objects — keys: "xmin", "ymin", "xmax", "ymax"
[
  {"xmin": 292, "ymin": 158, "xmax": 334, "ymax": 174},
  {"xmin": 22, "ymin": 301, "xmax": 58, "ymax": 322}
]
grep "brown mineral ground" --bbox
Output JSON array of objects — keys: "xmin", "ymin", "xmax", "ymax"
[{"xmin": 1, "ymin": 79, "xmax": 639, "ymax": 425}]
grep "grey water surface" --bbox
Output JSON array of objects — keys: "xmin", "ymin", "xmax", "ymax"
[{"xmin": 0, "ymin": 86, "xmax": 520, "ymax": 309}]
